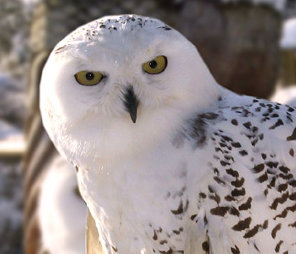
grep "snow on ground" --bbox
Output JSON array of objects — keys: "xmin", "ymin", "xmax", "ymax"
[
  {"xmin": 270, "ymin": 85, "xmax": 296, "ymax": 106},
  {"xmin": 0, "ymin": 74, "xmax": 26, "ymax": 254},
  {"xmin": 0, "ymin": 74, "xmax": 26, "ymax": 128},
  {"xmin": 0, "ymin": 74, "xmax": 25, "ymax": 253},
  {"xmin": 0, "ymin": 118, "xmax": 25, "ymax": 158},
  {"xmin": 221, "ymin": 0, "xmax": 286, "ymax": 11},
  {"xmin": 21, "ymin": 0, "xmax": 40, "ymax": 4},
  {"xmin": 0, "ymin": 119, "xmax": 24, "ymax": 254},
  {"xmin": 38, "ymin": 155, "xmax": 86, "ymax": 254},
  {"xmin": 0, "ymin": 119, "xmax": 21, "ymax": 140},
  {"xmin": 21, "ymin": 0, "xmax": 40, "ymax": 10},
  {"xmin": 0, "ymin": 136, "xmax": 25, "ymax": 158},
  {"xmin": 281, "ymin": 18, "xmax": 296, "ymax": 49},
  {"xmin": 0, "ymin": 198, "xmax": 22, "ymax": 240},
  {"xmin": 0, "ymin": 160, "xmax": 23, "ymax": 254},
  {"xmin": 22, "ymin": 0, "xmax": 287, "ymax": 11}
]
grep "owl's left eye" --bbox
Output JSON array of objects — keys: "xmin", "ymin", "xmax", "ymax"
[
  {"xmin": 75, "ymin": 71, "xmax": 104, "ymax": 86},
  {"xmin": 142, "ymin": 56, "xmax": 167, "ymax": 74}
]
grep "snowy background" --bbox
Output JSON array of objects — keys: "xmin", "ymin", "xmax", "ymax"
[
  {"xmin": 0, "ymin": 1, "xmax": 29, "ymax": 253},
  {"xmin": 0, "ymin": 0, "xmax": 296, "ymax": 254}
]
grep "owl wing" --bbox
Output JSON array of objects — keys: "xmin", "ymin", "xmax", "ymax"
[{"xmin": 185, "ymin": 95, "xmax": 296, "ymax": 254}]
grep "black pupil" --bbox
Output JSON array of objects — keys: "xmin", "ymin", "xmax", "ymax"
[
  {"xmin": 86, "ymin": 72, "xmax": 94, "ymax": 80},
  {"xmin": 149, "ymin": 60, "xmax": 158, "ymax": 69}
]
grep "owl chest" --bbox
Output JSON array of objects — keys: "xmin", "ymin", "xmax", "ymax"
[{"xmin": 83, "ymin": 155, "xmax": 196, "ymax": 254}]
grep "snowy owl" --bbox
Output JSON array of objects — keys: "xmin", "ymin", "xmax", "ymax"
[{"xmin": 40, "ymin": 15, "xmax": 296, "ymax": 254}]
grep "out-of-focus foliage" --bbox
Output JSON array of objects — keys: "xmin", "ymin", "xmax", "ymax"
[
  {"xmin": 0, "ymin": 162, "xmax": 23, "ymax": 254},
  {"xmin": 281, "ymin": 18, "xmax": 296, "ymax": 48},
  {"xmin": 270, "ymin": 85, "xmax": 296, "ymax": 105},
  {"xmin": 286, "ymin": 0, "xmax": 296, "ymax": 17},
  {"xmin": 0, "ymin": 1, "xmax": 289, "ymax": 254},
  {"xmin": 0, "ymin": 3, "xmax": 28, "ymax": 254},
  {"xmin": 0, "ymin": 0, "xmax": 28, "ymax": 127},
  {"xmin": 0, "ymin": 0, "xmax": 24, "ymax": 52},
  {"xmin": 0, "ymin": 0, "xmax": 30, "ymax": 81},
  {"xmin": 280, "ymin": 17, "xmax": 296, "ymax": 86},
  {"xmin": 0, "ymin": 75, "xmax": 26, "ymax": 128}
]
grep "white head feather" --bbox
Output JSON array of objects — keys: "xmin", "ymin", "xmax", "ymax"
[{"xmin": 40, "ymin": 14, "xmax": 221, "ymax": 169}]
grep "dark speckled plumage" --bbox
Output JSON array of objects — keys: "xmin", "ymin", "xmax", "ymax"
[{"xmin": 169, "ymin": 95, "xmax": 296, "ymax": 254}]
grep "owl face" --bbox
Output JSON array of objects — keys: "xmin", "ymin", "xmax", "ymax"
[{"xmin": 40, "ymin": 15, "xmax": 218, "ymax": 166}]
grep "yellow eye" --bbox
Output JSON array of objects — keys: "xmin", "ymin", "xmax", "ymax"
[
  {"xmin": 75, "ymin": 71, "xmax": 104, "ymax": 86},
  {"xmin": 142, "ymin": 56, "xmax": 167, "ymax": 74}
]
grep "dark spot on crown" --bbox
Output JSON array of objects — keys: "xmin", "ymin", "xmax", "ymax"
[
  {"xmin": 158, "ymin": 25, "xmax": 172, "ymax": 30},
  {"xmin": 54, "ymin": 45, "xmax": 68, "ymax": 54},
  {"xmin": 243, "ymin": 121, "xmax": 252, "ymax": 129},
  {"xmin": 239, "ymin": 150, "xmax": 248, "ymax": 156},
  {"xmin": 231, "ymin": 119, "xmax": 238, "ymax": 126},
  {"xmin": 231, "ymin": 142, "xmax": 241, "ymax": 148}
]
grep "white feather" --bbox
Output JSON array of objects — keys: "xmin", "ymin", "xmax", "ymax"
[{"xmin": 40, "ymin": 15, "xmax": 296, "ymax": 254}]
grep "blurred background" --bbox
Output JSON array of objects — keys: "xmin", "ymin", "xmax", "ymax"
[{"xmin": 0, "ymin": 0, "xmax": 296, "ymax": 253}]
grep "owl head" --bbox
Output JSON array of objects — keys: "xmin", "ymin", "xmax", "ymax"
[{"xmin": 40, "ymin": 15, "xmax": 220, "ymax": 167}]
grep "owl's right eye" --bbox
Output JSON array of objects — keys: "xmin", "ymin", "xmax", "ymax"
[{"xmin": 75, "ymin": 71, "xmax": 104, "ymax": 86}]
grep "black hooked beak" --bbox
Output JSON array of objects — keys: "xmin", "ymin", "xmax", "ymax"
[{"xmin": 123, "ymin": 86, "xmax": 139, "ymax": 123}]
